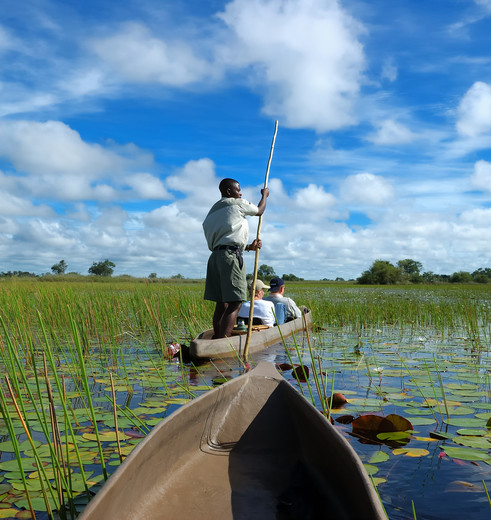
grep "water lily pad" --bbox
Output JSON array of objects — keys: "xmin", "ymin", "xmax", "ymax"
[
  {"xmin": 392, "ymin": 447, "xmax": 429, "ymax": 457},
  {"xmin": 369, "ymin": 451, "xmax": 390, "ymax": 464},
  {"xmin": 442, "ymin": 446, "xmax": 491, "ymax": 462},
  {"xmin": 456, "ymin": 429, "xmax": 488, "ymax": 436},
  {"xmin": 0, "ymin": 458, "xmax": 37, "ymax": 472},
  {"xmin": 451, "ymin": 436, "xmax": 491, "ymax": 449},
  {"xmin": 82, "ymin": 431, "xmax": 131, "ymax": 442},
  {"xmin": 446, "ymin": 383, "xmax": 479, "ymax": 390},
  {"xmin": 444, "ymin": 417, "xmax": 487, "ymax": 427},
  {"xmin": 14, "ymin": 495, "xmax": 58, "ymax": 512},
  {"xmin": 0, "ymin": 441, "xmax": 16, "ymax": 452},
  {"xmin": 475, "ymin": 413, "xmax": 491, "ymax": 420},
  {"xmin": 406, "ymin": 417, "xmax": 436, "ymax": 426},
  {"xmin": 371, "ymin": 477, "xmax": 387, "ymax": 486},
  {"xmin": 0, "ymin": 484, "xmax": 12, "ymax": 495},
  {"xmin": 377, "ymin": 431, "xmax": 412, "ymax": 442},
  {"xmin": 444, "ymin": 406, "xmax": 476, "ymax": 416},
  {"xmin": 363, "ymin": 464, "xmax": 379, "ymax": 475},
  {"xmin": 423, "ymin": 398, "xmax": 462, "ymax": 408}
]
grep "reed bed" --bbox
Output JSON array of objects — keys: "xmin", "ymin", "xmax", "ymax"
[{"xmin": 0, "ymin": 280, "xmax": 489, "ymax": 519}]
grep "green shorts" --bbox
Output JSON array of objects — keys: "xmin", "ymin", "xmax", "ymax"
[{"xmin": 204, "ymin": 249, "xmax": 247, "ymax": 303}]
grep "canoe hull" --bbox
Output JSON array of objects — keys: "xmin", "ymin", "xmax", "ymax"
[
  {"xmin": 79, "ymin": 362, "xmax": 386, "ymax": 520},
  {"xmin": 190, "ymin": 307, "xmax": 312, "ymax": 360}
]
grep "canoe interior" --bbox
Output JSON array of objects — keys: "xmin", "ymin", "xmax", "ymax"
[
  {"xmin": 79, "ymin": 363, "xmax": 385, "ymax": 520},
  {"xmin": 190, "ymin": 307, "xmax": 312, "ymax": 360}
]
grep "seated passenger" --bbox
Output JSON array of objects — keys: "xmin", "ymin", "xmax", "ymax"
[
  {"xmin": 237, "ymin": 280, "xmax": 275, "ymax": 327},
  {"xmin": 263, "ymin": 277, "xmax": 302, "ymax": 322}
]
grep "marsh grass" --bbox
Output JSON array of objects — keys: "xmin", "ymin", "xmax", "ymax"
[{"xmin": 0, "ymin": 280, "xmax": 489, "ymax": 518}]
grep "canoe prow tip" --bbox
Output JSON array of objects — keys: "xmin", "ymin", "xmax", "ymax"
[{"xmin": 248, "ymin": 361, "xmax": 282, "ymax": 379}]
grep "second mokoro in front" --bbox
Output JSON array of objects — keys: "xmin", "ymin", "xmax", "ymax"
[
  {"xmin": 190, "ymin": 306, "xmax": 312, "ymax": 360},
  {"xmin": 78, "ymin": 361, "xmax": 386, "ymax": 520}
]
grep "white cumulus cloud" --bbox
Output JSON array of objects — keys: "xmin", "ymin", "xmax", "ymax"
[
  {"xmin": 340, "ymin": 173, "xmax": 394, "ymax": 205},
  {"xmin": 0, "ymin": 119, "xmax": 160, "ymax": 202},
  {"xmin": 0, "ymin": 120, "xmax": 126, "ymax": 176},
  {"xmin": 367, "ymin": 119, "xmax": 416, "ymax": 145},
  {"xmin": 456, "ymin": 81, "xmax": 491, "ymax": 137},
  {"xmin": 470, "ymin": 159, "xmax": 491, "ymax": 191},
  {"xmin": 89, "ymin": 23, "xmax": 210, "ymax": 86},
  {"xmin": 293, "ymin": 184, "xmax": 337, "ymax": 214},
  {"xmin": 125, "ymin": 173, "xmax": 170, "ymax": 200},
  {"xmin": 217, "ymin": 0, "xmax": 366, "ymax": 132}
]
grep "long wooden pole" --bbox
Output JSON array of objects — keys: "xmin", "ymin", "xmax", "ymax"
[{"xmin": 243, "ymin": 120, "xmax": 278, "ymax": 361}]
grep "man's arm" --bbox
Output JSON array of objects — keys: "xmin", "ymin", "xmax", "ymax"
[
  {"xmin": 256, "ymin": 187, "xmax": 269, "ymax": 216},
  {"xmin": 288, "ymin": 298, "xmax": 302, "ymax": 319}
]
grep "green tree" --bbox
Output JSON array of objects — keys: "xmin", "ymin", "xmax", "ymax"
[
  {"xmin": 397, "ymin": 259, "xmax": 423, "ymax": 275},
  {"xmin": 449, "ymin": 271, "xmax": 472, "ymax": 283},
  {"xmin": 472, "ymin": 267, "xmax": 491, "ymax": 283},
  {"xmin": 357, "ymin": 260, "xmax": 402, "ymax": 285},
  {"xmin": 397, "ymin": 259, "xmax": 423, "ymax": 282},
  {"xmin": 282, "ymin": 273, "xmax": 304, "ymax": 281},
  {"xmin": 422, "ymin": 271, "xmax": 436, "ymax": 283},
  {"xmin": 258, "ymin": 264, "xmax": 276, "ymax": 280},
  {"xmin": 51, "ymin": 259, "xmax": 68, "ymax": 275},
  {"xmin": 148, "ymin": 273, "xmax": 157, "ymax": 279},
  {"xmin": 88, "ymin": 259, "xmax": 115, "ymax": 277}
]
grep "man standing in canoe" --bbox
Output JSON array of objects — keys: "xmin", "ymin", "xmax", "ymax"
[{"xmin": 203, "ymin": 178, "xmax": 269, "ymax": 338}]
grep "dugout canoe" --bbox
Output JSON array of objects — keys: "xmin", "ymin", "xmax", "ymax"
[
  {"xmin": 79, "ymin": 362, "xmax": 386, "ymax": 520},
  {"xmin": 189, "ymin": 306, "xmax": 312, "ymax": 361}
]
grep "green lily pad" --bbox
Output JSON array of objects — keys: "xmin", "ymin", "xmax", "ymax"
[
  {"xmin": 451, "ymin": 436, "xmax": 491, "ymax": 449},
  {"xmin": 369, "ymin": 451, "xmax": 390, "ymax": 464},
  {"xmin": 475, "ymin": 413, "xmax": 491, "ymax": 420},
  {"xmin": 363, "ymin": 464, "xmax": 379, "ymax": 475},
  {"xmin": 371, "ymin": 477, "xmax": 387, "ymax": 486},
  {"xmin": 456, "ymin": 429, "xmax": 489, "ymax": 436},
  {"xmin": 406, "ymin": 417, "xmax": 436, "ymax": 426},
  {"xmin": 446, "ymin": 383, "xmax": 479, "ymax": 390},
  {"xmin": 442, "ymin": 446, "xmax": 491, "ymax": 462},
  {"xmin": 444, "ymin": 417, "xmax": 487, "ymax": 427},
  {"xmin": 0, "ymin": 484, "xmax": 12, "ymax": 495},
  {"xmin": 444, "ymin": 406, "xmax": 476, "ymax": 416},
  {"xmin": 0, "ymin": 458, "xmax": 38, "ymax": 472},
  {"xmin": 377, "ymin": 431, "xmax": 412, "ymax": 442}
]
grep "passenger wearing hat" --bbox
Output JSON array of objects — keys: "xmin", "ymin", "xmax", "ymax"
[
  {"xmin": 264, "ymin": 277, "xmax": 302, "ymax": 322},
  {"xmin": 237, "ymin": 280, "xmax": 276, "ymax": 327}
]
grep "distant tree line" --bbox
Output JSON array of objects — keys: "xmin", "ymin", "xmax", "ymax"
[
  {"xmin": 246, "ymin": 264, "xmax": 304, "ymax": 282},
  {"xmin": 0, "ymin": 259, "xmax": 117, "ymax": 278},
  {"xmin": 357, "ymin": 259, "xmax": 491, "ymax": 285},
  {"xmin": 1, "ymin": 259, "xmax": 489, "ymax": 284}
]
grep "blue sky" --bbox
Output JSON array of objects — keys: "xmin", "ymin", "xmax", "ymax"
[{"xmin": 1, "ymin": 0, "xmax": 490, "ymax": 279}]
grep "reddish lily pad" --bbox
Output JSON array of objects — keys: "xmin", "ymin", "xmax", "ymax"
[{"xmin": 292, "ymin": 365, "xmax": 309, "ymax": 381}]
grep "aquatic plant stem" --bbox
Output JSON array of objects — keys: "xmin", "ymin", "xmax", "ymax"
[
  {"xmin": 4, "ymin": 376, "xmax": 56, "ymax": 517},
  {"xmin": 483, "ymin": 480, "xmax": 491, "ymax": 508},
  {"xmin": 110, "ymin": 373, "xmax": 123, "ymax": 464},
  {"xmin": 0, "ymin": 383, "xmax": 37, "ymax": 520},
  {"xmin": 68, "ymin": 305, "xmax": 108, "ymax": 481}
]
